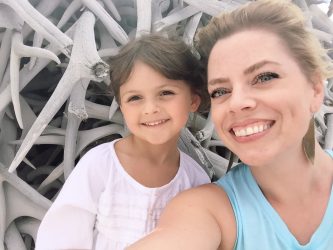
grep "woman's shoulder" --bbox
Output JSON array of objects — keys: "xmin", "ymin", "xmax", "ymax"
[
  {"xmin": 325, "ymin": 149, "xmax": 333, "ymax": 158},
  {"xmin": 167, "ymin": 183, "xmax": 234, "ymax": 223},
  {"xmin": 159, "ymin": 183, "xmax": 236, "ymax": 249},
  {"xmin": 159, "ymin": 183, "xmax": 228, "ymax": 211},
  {"xmin": 215, "ymin": 163, "xmax": 248, "ymax": 185}
]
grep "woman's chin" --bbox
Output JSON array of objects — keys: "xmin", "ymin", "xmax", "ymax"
[{"xmin": 237, "ymin": 152, "xmax": 271, "ymax": 168}]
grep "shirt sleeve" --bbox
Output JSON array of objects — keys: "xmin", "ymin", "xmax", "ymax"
[
  {"xmin": 180, "ymin": 151, "xmax": 211, "ymax": 186},
  {"xmin": 35, "ymin": 144, "xmax": 110, "ymax": 250}
]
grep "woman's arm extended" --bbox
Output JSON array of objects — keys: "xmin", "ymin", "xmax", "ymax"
[{"xmin": 127, "ymin": 183, "xmax": 236, "ymax": 250}]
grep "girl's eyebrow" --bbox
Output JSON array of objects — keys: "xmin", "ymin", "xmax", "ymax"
[
  {"xmin": 121, "ymin": 90, "xmax": 139, "ymax": 95},
  {"xmin": 158, "ymin": 83, "xmax": 183, "ymax": 89},
  {"xmin": 121, "ymin": 82, "xmax": 182, "ymax": 97},
  {"xmin": 120, "ymin": 90, "xmax": 140, "ymax": 101}
]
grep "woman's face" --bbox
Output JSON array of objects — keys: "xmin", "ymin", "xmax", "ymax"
[{"xmin": 207, "ymin": 29, "xmax": 323, "ymax": 167}]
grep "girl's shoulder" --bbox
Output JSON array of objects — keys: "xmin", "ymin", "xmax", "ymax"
[
  {"xmin": 73, "ymin": 140, "xmax": 119, "ymax": 177},
  {"xmin": 179, "ymin": 151, "xmax": 211, "ymax": 182},
  {"xmin": 81, "ymin": 140, "xmax": 118, "ymax": 161},
  {"xmin": 180, "ymin": 150, "xmax": 208, "ymax": 172}
]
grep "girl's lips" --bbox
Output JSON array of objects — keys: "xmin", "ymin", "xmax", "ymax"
[{"xmin": 142, "ymin": 119, "xmax": 169, "ymax": 126}]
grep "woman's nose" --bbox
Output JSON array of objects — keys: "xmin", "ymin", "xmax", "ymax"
[{"xmin": 228, "ymin": 87, "xmax": 256, "ymax": 113}]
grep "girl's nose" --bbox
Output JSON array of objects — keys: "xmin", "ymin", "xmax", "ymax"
[{"xmin": 143, "ymin": 99, "xmax": 160, "ymax": 115}]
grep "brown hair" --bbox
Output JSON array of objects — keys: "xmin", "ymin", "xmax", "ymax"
[
  {"xmin": 108, "ymin": 34, "xmax": 209, "ymax": 111},
  {"xmin": 195, "ymin": 0, "xmax": 333, "ymax": 82}
]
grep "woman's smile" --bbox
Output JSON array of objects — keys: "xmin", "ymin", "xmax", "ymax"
[{"xmin": 231, "ymin": 120, "xmax": 274, "ymax": 137}]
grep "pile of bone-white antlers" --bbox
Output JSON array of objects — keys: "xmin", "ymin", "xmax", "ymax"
[{"xmin": 0, "ymin": 0, "xmax": 332, "ymax": 249}]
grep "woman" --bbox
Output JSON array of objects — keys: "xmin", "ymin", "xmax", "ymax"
[{"xmin": 127, "ymin": 0, "xmax": 333, "ymax": 249}]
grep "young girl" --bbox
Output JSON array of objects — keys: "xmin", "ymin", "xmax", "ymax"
[{"xmin": 35, "ymin": 34, "xmax": 210, "ymax": 249}]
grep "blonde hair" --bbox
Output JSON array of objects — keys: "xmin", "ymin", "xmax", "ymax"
[{"xmin": 195, "ymin": 0, "xmax": 333, "ymax": 81}]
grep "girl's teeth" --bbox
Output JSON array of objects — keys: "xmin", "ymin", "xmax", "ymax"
[{"xmin": 145, "ymin": 120, "xmax": 165, "ymax": 126}]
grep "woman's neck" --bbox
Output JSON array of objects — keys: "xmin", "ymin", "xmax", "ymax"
[
  {"xmin": 250, "ymin": 144, "xmax": 333, "ymax": 203},
  {"xmin": 249, "ymin": 145, "xmax": 333, "ymax": 244}
]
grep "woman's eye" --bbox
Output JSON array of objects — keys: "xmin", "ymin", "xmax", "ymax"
[
  {"xmin": 253, "ymin": 72, "xmax": 279, "ymax": 85},
  {"xmin": 210, "ymin": 88, "xmax": 230, "ymax": 99},
  {"xmin": 127, "ymin": 95, "xmax": 141, "ymax": 102},
  {"xmin": 160, "ymin": 90, "xmax": 175, "ymax": 96}
]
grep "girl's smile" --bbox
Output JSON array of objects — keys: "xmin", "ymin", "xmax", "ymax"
[
  {"xmin": 119, "ymin": 61, "xmax": 200, "ymax": 145},
  {"xmin": 141, "ymin": 119, "xmax": 170, "ymax": 127}
]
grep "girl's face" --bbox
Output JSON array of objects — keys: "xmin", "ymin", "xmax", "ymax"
[
  {"xmin": 119, "ymin": 61, "xmax": 200, "ymax": 145},
  {"xmin": 207, "ymin": 29, "xmax": 323, "ymax": 167}
]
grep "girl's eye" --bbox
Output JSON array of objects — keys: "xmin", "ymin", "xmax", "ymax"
[
  {"xmin": 210, "ymin": 88, "xmax": 230, "ymax": 99},
  {"xmin": 160, "ymin": 90, "xmax": 175, "ymax": 96},
  {"xmin": 253, "ymin": 72, "xmax": 279, "ymax": 85},
  {"xmin": 127, "ymin": 95, "xmax": 141, "ymax": 102}
]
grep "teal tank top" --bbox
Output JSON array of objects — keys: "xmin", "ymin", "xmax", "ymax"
[{"xmin": 215, "ymin": 150, "xmax": 333, "ymax": 250}]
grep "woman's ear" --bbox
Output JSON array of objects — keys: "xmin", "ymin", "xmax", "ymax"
[
  {"xmin": 310, "ymin": 73, "xmax": 324, "ymax": 113},
  {"xmin": 190, "ymin": 94, "xmax": 201, "ymax": 112}
]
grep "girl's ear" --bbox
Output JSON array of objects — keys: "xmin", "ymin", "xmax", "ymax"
[
  {"xmin": 190, "ymin": 94, "xmax": 201, "ymax": 112},
  {"xmin": 310, "ymin": 73, "xmax": 324, "ymax": 113}
]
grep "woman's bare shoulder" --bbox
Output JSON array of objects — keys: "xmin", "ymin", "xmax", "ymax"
[
  {"xmin": 169, "ymin": 183, "xmax": 233, "ymax": 209},
  {"xmin": 157, "ymin": 183, "xmax": 237, "ymax": 250},
  {"xmin": 127, "ymin": 183, "xmax": 236, "ymax": 250}
]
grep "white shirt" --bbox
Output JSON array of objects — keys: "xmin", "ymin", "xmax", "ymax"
[{"xmin": 36, "ymin": 140, "xmax": 210, "ymax": 250}]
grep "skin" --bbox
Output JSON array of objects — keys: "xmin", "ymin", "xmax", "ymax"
[
  {"xmin": 208, "ymin": 30, "xmax": 321, "ymax": 168},
  {"xmin": 127, "ymin": 29, "xmax": 333, "ymax": 249},
  {"xmin": 115, "ymin": 61, "xmax": 200, "ymax": 188}
]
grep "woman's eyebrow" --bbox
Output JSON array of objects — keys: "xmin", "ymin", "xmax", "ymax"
[
  {"xmin": 208, "ymin": 60, "xmax": 281, "ymax": 86},
  {"xmin": 243, "ymin": 60, "xmax": 280, "ymax": 75},
  {"xmin": 208, "ymin": 77, "xmax": 229, "ymax": 86}
]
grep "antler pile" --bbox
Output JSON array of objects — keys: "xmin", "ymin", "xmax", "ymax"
[{"xmin": 0, "ymin": 0, "xmax": 332, "ymax": 249}]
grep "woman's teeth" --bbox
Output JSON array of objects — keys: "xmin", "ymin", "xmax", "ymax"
[{"xmin": 233, "ymin": 123, "xmax": 271, "ymax": 137}]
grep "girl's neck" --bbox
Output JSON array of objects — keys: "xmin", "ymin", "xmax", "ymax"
[
  {"xmin": 127, "ymin": 135, "xmax": 180, "ymax": 164},
  {"xmin": 114, "ymin": 135, "xmax": 181, "ymax": 188}
]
